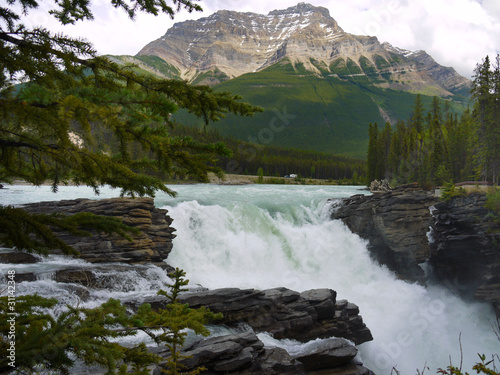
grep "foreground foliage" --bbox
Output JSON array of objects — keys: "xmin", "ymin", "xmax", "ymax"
[
  {"xmin": 0, "ymin": 268, "xmax": 221, "ymax": 374},
  {"xmin": 437, "ymin": 354, "xmax": 500, "ymax": 375},
  {"xmin": 0, "ymin": 0, "xmax": 260, "ymax": 254}
]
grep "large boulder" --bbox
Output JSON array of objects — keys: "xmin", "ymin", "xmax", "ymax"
[
  {"xmin": 291, "ymin": 338, "xmax": 358, "ymax": 370},
  {"xmin": 151, "ymin": 332, "xmax": 373, "ymax": 374},
  {"xmin": 331, "ymin": 184, "xmax": 437, "ymax": 283},
  {"xmin": 0, "ymin": 250, "xmax": 39, "ymax": 264},
  {"xmin": 151, "ymin": 331, "xmax": 304, "ymax": 374},
  {"xmin": 21, "ymin": 197, "xmax": 176, "ymax": 265}
]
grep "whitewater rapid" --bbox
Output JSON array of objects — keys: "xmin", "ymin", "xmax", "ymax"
[
  {"xmin": 156, "ymin": 184, "xmax": 498, "ymax": 375},
  {"xmin": 1, "ymin": 184, "xmax": 498, "ymax": 374}
]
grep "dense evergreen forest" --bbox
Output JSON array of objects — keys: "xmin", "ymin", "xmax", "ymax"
[
  {"xmin": 367, "ymin": 55, "xmax": 500, "ymax": 188},
  {"xmin": 168, "ymin": 124, "xmax": 366, "ymax": 182}
]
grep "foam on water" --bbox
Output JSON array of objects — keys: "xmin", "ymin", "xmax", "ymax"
[
  {"xmin": 161, "ymin": 185, "xmax": 499, "ymax": 374},
  {"xmin": 1, "ymin": 184, "xmax": 498, "ymax": 374}
]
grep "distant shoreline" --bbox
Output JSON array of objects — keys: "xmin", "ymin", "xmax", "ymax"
[{"xmin": 3, "ymin": 173, "xmax": 356, "ymax": 188}]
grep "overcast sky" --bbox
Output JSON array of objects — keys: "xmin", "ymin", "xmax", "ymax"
[{"xmin": 19, "ymin": 0, "xmax": 500, "ymax": 78}]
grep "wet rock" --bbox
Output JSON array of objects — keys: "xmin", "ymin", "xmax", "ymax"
[
  {"xmin": 132, "ymin": 287, "xmax": 372, "ymax": 345},
  {"xmin": 152, "ymin": 331, "xmax": 304, "ymax": 374},
  {"xmin": 292, "ymin": 338, "xmax": 358, "ymax": 371},
  {"xmin": 430, "ymin": 193, "xmax": 500, "ymax": 307},
  {"xmin": 0, "ymin": 250, "xmax": 39, "ymax": 264},
  {"xmin": 55, "ymin": 269, "xmax": 96, "ymax": 286},
  {"xmin": 60, "ymin": 284, "xmax": 91, "ymax": 301},
  {"xmin": 12, "ymin": 272, "xmax": 36, "ymax": 282},
  {"xmin": 258, "ymin": 347, "xmax": 305, "ymax": 374},
  {"xmin": 331, "ymin": 184, "xmax": 437, "ymax": 283}
]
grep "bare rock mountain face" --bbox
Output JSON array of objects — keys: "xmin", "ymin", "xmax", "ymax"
[{"xmin": 136, "ymin": 2, "xmax": 470, "ymax": 95}]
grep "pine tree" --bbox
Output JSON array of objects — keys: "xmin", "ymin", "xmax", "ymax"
[
  {"xmin": 471, "ymin": 55, "xmax": 494, "ymax": 182},
  {"xmin": 0, "ymin": 0, "xmax": 261, "ymax": 254},
  {"xmin": 378, "ymin": 122, "xmax": 392, "ymax": 180},
  {"xmin": 490, "ymin": 55, "xmax": 500, "ymax": 185},
  {"xmin": 429, "ymin": 96, "xmax": 449, "ymax": 185},
  {"xmin": 367, "ymin": 123, "xmax": 379, "ymax": 183},
  {"xmin": 410, "ymin": 94, "xmax": 425, "ymax": 135}
]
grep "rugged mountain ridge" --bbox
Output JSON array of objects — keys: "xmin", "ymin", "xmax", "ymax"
[
  {"xmin": 109, "ymin": 2, "xmax": 472, "ymax": 158},
  {"xmin": 134, "ymin": 2, "xmax": 470, "ymax": 96}
]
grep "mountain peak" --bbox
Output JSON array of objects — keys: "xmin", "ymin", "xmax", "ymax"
[
  {"xmin": 136, "ymin": 3, "xmax": 470, "ymax": 94},
  {"xmin": 268, "ymin": 2, "xmax": 330, "ymax": 18}
]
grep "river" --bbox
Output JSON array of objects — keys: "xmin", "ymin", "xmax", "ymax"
[{"xmin": 0, "ymin": 184, "xmax": 498, "ymax": 374}]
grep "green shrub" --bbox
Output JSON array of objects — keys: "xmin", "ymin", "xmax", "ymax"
[{"xmin": 440, "ymin": 180, "xmax": 466, "ymax": 201}]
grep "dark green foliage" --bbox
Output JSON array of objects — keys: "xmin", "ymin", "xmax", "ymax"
[
  {"xmin": 133, "ymin": 268, "xmax": 222, "ymax": 375},
  {"xmin": 329, "ymin": 58, "xmax": 351, "ymax": 76},
  {"xmin": 1, "ymin": 0, "xmax": 259, "ymax": 193},
  {"xmin": 0, "ymin": 295, "xmax": 159, "ymax": 374},
  {"xmin": 172, "ymin": 57, "xmax": 466, "ymax": 159},
  {"xmin": 359, "ymin": 56, "xmax": 378, "ymax": 78},
  {"xmin": 366, "ymin": 55, "xmax": 500, "ymax": 188},
  {"xmin": 190, "ymin": 68, "xmax": 230, "ymax": 86},
  {"xmin": 346, "ymin": 58, "xmax": 363, "ymax": 75},
  {"xmin": 0, "ymin": 0, "xmax": 261, "ymax": 254},
  {"xmin": 374, "ymin": 55, "xmax": 391, "ymax": 70},
  {"xmin": 440, "ymin": 180, "xmax": 466, "ymax": 201},
  {"xmin": 168, "ymin": 122, "xmax": 366, "ymax": 181},
  {"xmin": 367, "ymin": 123, "xmax": 381, "ymax": 182},
  {"xmin": 471, "ymin": 55, "xmax": 500, "ymax": 184},
  {"xmin": 485, "ymin": 189, "xmax": 500, "ymax": 223},
  {"xmin": 486, "ymin": 189, "xmax": 500, "ymax": 213},
  {"xmin": 0, "ymin": 268, "xmax": 221, "ymax": 374},
  {"xmin": 257, "ymin": 167, "xmax": 264, "ymax": 183}
]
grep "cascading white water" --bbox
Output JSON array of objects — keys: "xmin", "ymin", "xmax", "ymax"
[
  {"xmin": 1, "ymin": 184, "xmax": 498, "ymax": 374},
  {"xmin": 155, "ymin": 184, "xmax": 499, "ymax": 375}
]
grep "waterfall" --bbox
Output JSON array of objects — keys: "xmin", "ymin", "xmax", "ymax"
[
  {"xmin": 159, "ymin": 184, "xmax": 498, "ymax": 375},
  {"xmin": 1, "ymin": 184, "xmax": 498, "ymax": 374}
]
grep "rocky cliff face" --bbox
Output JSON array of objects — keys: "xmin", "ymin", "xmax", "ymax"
[
  {"xmin": 138, "ymin": 3, "xmax": 343, "ymax": 81},
  {"xmin": 332, "ymin": 186, "xmax": 500, "ymax": 309},
  {"xmin": 430, "ymin": 193, "xmax": 500, "ymax": 307},
  {"xmin": 136, "ymin": 3, "xmax": 470, "ymax": 94},
  {"xmin": 331, "ymin": 184, "xmax": 437, "ymax": 283}
]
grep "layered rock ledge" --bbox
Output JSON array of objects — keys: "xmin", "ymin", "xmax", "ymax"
[
  {"xmin": 138, "ymin": 287, "xmax": 374, "ymax": 374},
  {"xmin": 21, "ymin": 197, "xmax": 176, "ymax": 266},
  {"xmin": 128, "ymin": 287, "xmax": 373, "ymax": 346}
]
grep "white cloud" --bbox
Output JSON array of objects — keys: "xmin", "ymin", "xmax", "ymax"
[{"xmin": 16, "ymin": 0, "xmax": 500, "ymax": 77}]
